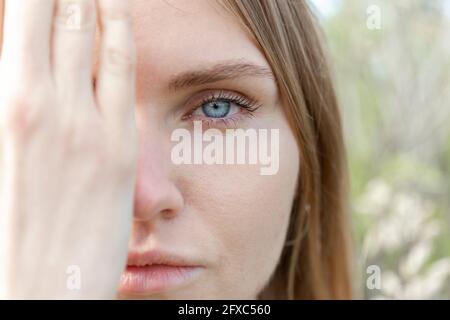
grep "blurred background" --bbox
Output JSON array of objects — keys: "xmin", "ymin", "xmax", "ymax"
[{"xmin": 310, "ymin": 0, "xmax": 450, "ymax": 299}]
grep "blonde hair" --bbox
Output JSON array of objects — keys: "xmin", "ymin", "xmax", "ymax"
[{"xmin": 220, "ymin": 0, "xmax": 352, "ymax": 299}]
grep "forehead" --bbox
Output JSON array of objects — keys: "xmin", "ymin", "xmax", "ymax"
[
  {"xmin": 95, "ymin": 0, "xmax": 269, "ymax": 93},
  {"xmin": 131, "ymin": 0, "xmax": 262, "ymax": 62}
]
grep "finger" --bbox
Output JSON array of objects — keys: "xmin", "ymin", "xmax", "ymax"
[
  {"xmin": 1, "ymin": 0, "xmax": 54, "ymax": 74},
  {"xmin": 52, "ymin": 0, "xmax": 96, "ymax": 103},
  {"xmin": 95, "ymin": 0, "xmax": 136, "ymax": 138}
]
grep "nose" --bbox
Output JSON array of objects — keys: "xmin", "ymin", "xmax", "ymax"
[{"xmin": 133, "ymin": 135, "xmax": 184, "ymax": 223}]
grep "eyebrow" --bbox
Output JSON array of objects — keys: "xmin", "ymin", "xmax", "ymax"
[{"xmin": 167, "ymin": 60, "xmax": 275, "ymax": 91}]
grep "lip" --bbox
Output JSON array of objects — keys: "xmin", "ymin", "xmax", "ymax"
[{"xmin": 118, "ymin": 250, "xmax": 203, "ymax": 295}]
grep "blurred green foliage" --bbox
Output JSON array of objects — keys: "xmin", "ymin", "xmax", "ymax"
[{"xmin": 314, "ymin": 0, "xmax": 450, "ymax": 299}]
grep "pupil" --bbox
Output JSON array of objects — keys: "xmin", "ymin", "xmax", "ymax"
[{"xmin": 202, "ymin": 100, "xmax": 230, "ymax": 118}]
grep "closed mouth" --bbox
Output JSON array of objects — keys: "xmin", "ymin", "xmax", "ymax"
[{"xmin": 118, "ymin": 249, "xmax": 203, "ymax": 295}]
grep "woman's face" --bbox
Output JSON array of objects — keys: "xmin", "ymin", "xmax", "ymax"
[{"xmin": 112, "ymin": 0, "xmax": 300, "ymax": 299}]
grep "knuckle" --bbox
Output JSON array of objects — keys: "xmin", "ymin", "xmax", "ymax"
[
  {"xmin": 1, "ymin": 95, "xmax": 47, "ymax": 141},
  {"xmin": 60, "ymin": 124, "xmax": 81, "ymax": 149},
  {"xmin": 103, "ymin": 47, "xmax": 136, "ymax": 76},
  {"xmin": 100, "ymin": 1, "xmax": 131, "ymax": 22},
  {"xmin": 55, "ymin": 0, "xmax": 96, "ymax": 31},
  {"xmin": 61, "ymin": 118, "xmax": 99, "ymax": 154}
]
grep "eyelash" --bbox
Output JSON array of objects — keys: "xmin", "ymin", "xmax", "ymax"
[{"xmin": 182, "ymin": 90, "xmax": 262, "ymax": 128}]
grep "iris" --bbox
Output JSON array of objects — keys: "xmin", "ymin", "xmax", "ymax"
[{"xmin": 202, "ymin": 101, "xmax": 230, "ymax": 118}]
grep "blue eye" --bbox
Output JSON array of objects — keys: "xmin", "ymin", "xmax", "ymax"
[
  {"xmin": 192, "ymin": 98, "xmax": 241, "ymax": 119},
  {"xmin": 187, "ymin": 91, "xmax": 262, "ymax": 124},
  {"xmin": 202, "ymin": 101, "xmax": 231, "ymax": 118}
]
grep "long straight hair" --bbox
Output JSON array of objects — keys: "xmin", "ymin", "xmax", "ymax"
[{"xmin": 221, "ymin": 0, "xmax": 352, "ymax": 299}]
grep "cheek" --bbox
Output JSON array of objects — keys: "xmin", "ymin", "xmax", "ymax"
[{"xmin": 177, "ymin": 117, "xmax": 299, "ymax": 296}]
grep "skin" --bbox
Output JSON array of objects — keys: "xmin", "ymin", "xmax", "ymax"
[{"xmin": 0, "ymin": 0, "xmax": 300, "ymax": 299}]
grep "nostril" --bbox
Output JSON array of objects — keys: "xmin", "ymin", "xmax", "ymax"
[
  {"xmin": 132, "ymin": 180, "xmax": 183, "ymax": 222},
  {"xmin": 161, "ymin": 209, "xmax": 177, "ymax": 220}
]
